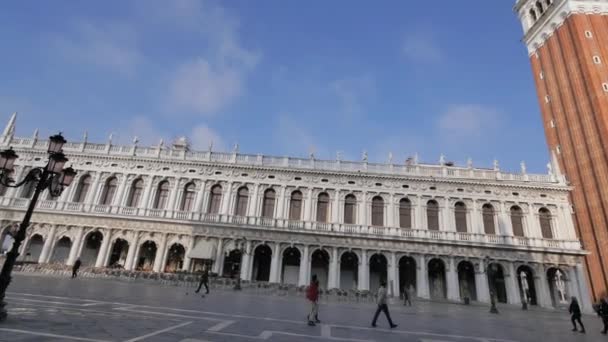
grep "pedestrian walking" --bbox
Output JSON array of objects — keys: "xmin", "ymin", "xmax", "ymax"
[
  {"xmin": 597, "ymin": 297, "xmax": 608, "ymax": 335},
  {"xmin": 371, "ymin": 281, "xmax": 397, "ymax": 328},
  {"xmin": 306, "ymin": 274, "xmax": 320, "ymax": 326},
  {"xmin": 195, "ymin": 266, "xmax": 210, "ymax": 296},
  {"xmin": 403, "ymin": 285, "xmax": 411, "ymax": 306},
  {"xmin": 71, "ymin": 258, "xmax": 81, "ymax": 279},
  {"xmin": 569, "ymin": 296, "xmax": 586, "ymax": 334}
]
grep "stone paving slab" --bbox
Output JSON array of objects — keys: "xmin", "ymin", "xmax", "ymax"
[{"xmin": 0, "ymin": 274, "xmax": 604, "ymax": 342}]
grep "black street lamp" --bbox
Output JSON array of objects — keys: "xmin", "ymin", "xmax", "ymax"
[{"xmin": 0, "ymin": 133, "xmax": 76, "ymax": 322}]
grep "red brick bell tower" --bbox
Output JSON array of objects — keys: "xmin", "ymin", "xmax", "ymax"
[{"xmin": 515, "ymin": 0, "xmax": 608, "ymax": 301}]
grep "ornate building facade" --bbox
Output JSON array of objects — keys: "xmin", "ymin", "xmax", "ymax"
[
  {"xmin": 515, "ymin": 0, "xmax": 608, "ymax": 301},
  {"xmin": 0, "ymin": 115, "xmax": 594, "ymax": 312}
]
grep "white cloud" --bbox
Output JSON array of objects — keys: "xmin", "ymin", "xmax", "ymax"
[
  {"xmin": 190, "ymin": 123, "xmax": 224, "ymax": 150},
  {"xmin": 330, "ymin": 75, "xmax": 376, "ymax": 117},
  {"xmin": 51, "ymin": 22, "xmax": 141, "ymax": 75},
  {"xmin": 401, "ymin": 31, "xmax": 443, "ymax": 64},
  {"xmin": 437, "ymin": 104, "xmax": 502, "ymax": 138}
]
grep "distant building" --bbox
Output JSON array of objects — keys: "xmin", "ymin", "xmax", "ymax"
[
  {"xmin": 0, "ymin": 113, "xmax": 594, "ymax": 311},
  {"xmin": 515, "ymin": 0, "xmax": 608, "ymax": 301}
]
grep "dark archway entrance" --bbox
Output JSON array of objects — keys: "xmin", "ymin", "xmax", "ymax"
[
  {"xmin": 399, "ymin": 256, "xmax": 416, "ymax": 298},
  {"xmin": 369, "ymin": 253, "xmax": 388, "ymax": 293},
  {"xmin": 137, "ymin": 241, "xmax": 157, "ymax": 271},
  {"xmin": 164, "ymin": 243, "xmax": 185, "ymax": 272},
  {"xmin": 428, "ymin": 258, "xmax": 447, "ymax": 300},
  {"xmin": 281, "ymin": 247, "xmax": 300, "ymax": 285},
  {"xmin": 108, "ymin": 239, "xmax": 129, "ymax": 268},
  {"xmin": 340, "ymin": 251, "xmax": 358, "ymax": 290},
  {"xmin": 252, "ymin": 245, "xmax": 272, "ymax": 282},
  {"xmin": 50, "ymin": 237, "xmax": 72, "ymax": 264},
  {"xmin": 81, "ymin": 231, "xmax": 103, "ymax": 266},
  {"xmin": 223, "ymin": 249, "xmax": 242, "ymax": 278},
  {"xmin": 487, "ymin": 263, "xmax": 508, "ymax": 303},
  {"xmin": 547, "ymin": 267, "xmax": 569, "ymax": 307},
  {"xmin": 311, "ymin": 249, "xmax": 330, "ymax": 289},
  {"xmin": 25, "ymin": 234, "xmax": 44, "ymax": 262},
  {"xmin": 517, "ymin": 265, "xmax": 537, "ymax": 306},
  {"xmin": 457, "ymin": 261, "xmax": 477, "ymax": 301}
]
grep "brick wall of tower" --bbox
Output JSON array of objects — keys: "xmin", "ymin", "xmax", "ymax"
[{"xmin": 529, "ymin": 14, "xmax": 608, "ymax": 301}]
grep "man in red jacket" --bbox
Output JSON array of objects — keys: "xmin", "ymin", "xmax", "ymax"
[{"xmin": 306, "ymin": 274, "xmax": 320, "ymax": 326}]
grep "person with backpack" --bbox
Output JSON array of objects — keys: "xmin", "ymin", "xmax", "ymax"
[{"xmin": 569, "ymin": 296, "xmax": 586, "ymax": 334}]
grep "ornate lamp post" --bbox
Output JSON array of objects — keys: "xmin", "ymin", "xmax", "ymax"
[{"xmin": 0, "ymin": 133, "xmax": 76, "ymax": 322}]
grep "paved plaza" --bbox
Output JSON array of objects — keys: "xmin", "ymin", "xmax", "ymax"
[{"xmin": 0, "ymin": 274, "xmax": 603, "ymax": 342}]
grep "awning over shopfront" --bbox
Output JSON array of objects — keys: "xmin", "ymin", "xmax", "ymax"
[{"xmin": 188, "ymin": 238, "xmax": 217, "ymax": 260}]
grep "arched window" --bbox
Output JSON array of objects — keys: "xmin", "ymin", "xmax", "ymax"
[
  {"xmin": 262, "ymin": 189, "xmax": 276, "ymax": 218},
  {"xmin": 208, "ymin": 184, "xmax": 222, "ymax": 214},
  {"xmin": 536, "ymin": 1, "xmax": 544, "ymax": 14},
  {"xmin": 454, "ymin": 202, "xmax": 467, "ymax": 233},
  {"xmin": 316, "ymin": 192, "xmax": 330, "ymax": 222},
  {"xmin": 371, "ymin": 196, "xmax": 384, "ymax": 226},
  {"xmin": 100, "ymin": 177, "xmax": 118, "ymax": 205},
  {"xmin": 539, "ymin": 208, "xmax": 553, "ymax": 239},
  {"xmin": 20, "ymin": 179, "xmax": 36, "ymax": 199},
  {"xmin": 399, "ymin": 198, "xmax": 412, "ymax": 228},
  {"xmin": 72, "ymin": 175, "xmax": 91, "ymax": 203},
  {"xmin": 234, "ymin": 187, "xmax": 249, "ymax": 216},
  {"xmin": 529, "ymin": 8, "xmax": 537, "ymax": 21},
  {"xmin": 510, "ymin": 206, "xmax": 525, "ymax": 237},
  {"xmin": 289, "ymin": 190, "xmax": 303, "ymax": 220},
  {"xmin": 180, "ymin": 182, "xmax": 196, "ymax": 211},
  {"xmin": 344, "ymin": 194, "xmax": 357, "ymax": 224},
  {"xmin": 153, "ymin": 180, "xmax": 170, "ymax": 209},
  {"xmin": 482, "ymin": 204, "xmax": 496, "ymax": 235},
  {"xmin": 127, "ymin": 179, "xmax": 144, "ymax": 207},
  {"xmin": 0, "ymin": 171, "xmax": 12, "ymax": 197},
  {"xmin": 427, "ymin": 200, "xmax": 439, "ymax": 231}
]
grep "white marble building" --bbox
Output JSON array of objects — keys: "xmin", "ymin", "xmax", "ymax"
[{"xmin": 0, "ymin": 114, "xmax": 593, "ymax": 312}]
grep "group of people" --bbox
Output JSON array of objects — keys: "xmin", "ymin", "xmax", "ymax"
[
  {"xmin": 570, "ymin": 296, "xmax": 608, "ymax": 335},
  {"xmin": 305, "ymin": 275, "xmax": 397, "ymax": 328}
]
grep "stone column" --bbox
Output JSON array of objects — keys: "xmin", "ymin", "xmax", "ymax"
[
  {"xmin": 247, "ymin": 183, "xmax": 260, "ymax": 217},
  {"xmin": 195, "ymin": 181, "xmax": 209, "ymax": 213},
  {"xmin": 275, "ymin": 187, "xmax": 286, "ymax": 219},
  {"xmin": 166, "ymin": 179, "xmax": 181, "ymax": 211},
  {"xmin": 94, "ymin": 230, "xmax": 112, "ymax": 268},
  {"xmin": 446, "ymin": 257, "xmax": 460, "ymax": 301},
  {"xmin": 182, "ymin": 236, "xmax": 196, "ymax": 272},
  {"xmin": 220, "ymin": 182, "xmax": 234, "ymax": 215},
  {"xmin": 269, "ymin": 243, "xmax": 281, "ymax": 283},
  {"xmin": 240, "ymin": 241, "xmax": 252, "ymax": 281},
  {"xmin": 387, "ymin": 194, "xmax": 395, "ymax": 227},
  {"xmin": 153, "ymin": 234, "xmax": 168, "ymax": 272},
  {"xmin": 474, "ymin": 260, "xmax": 490, "ymax": 303},
  {"xmin": 416, "ymin": 196, "xmax": 424, "ymax": 229},
  {"xmin": 358, "ymin": 249, "xmax": 369, "ymax": 291},
  {"xmin": 572, "ymin": 263, "xmax": 594, "ymax": 314},
  {"xmin": 504, "ymin": 262, "xmax": 520, "ymax": 305},
  {"xmin": 471, "ymin": 200, "xmax": 481, "ymax": 234},
  {"xmin": 87, "ymin": 172, "xmax": 105, "ymax": 205},
  {"xmin": 67, "ymin": 227, "xmax": 85, "ymax": 266},
  {"xmin": 38, "ymin": 225, "xmax": 57, "ymax": 263},
  {"xmin": 535, "ymin": 266, "xmax": 553, "ymax": 308},
  {"xmin": 140, "ymin": 176, "xmax": 155, "ymax": 209},
  {"xmin": 304, "ymin": 189, "xmax": 313, "ymax": 222},
  {"xmin": 442, "ymin": 198, "xmax": 452, "ymax": 231},
  {"xmin": 499, "ymin": 202, "xmax": 514, "ymax": 236},
  {"xmin": 416, "ymin": 254, "xmax": 430, "ymax": 299},
  {"xmin": 212, "ymin": 238, "xmax": 224, "ymax": 274},
  {"xmin": 332, "ymin": 191, "xmax": 341, "ymax": 223},
  {"xmin": 124, "ymin": 232, "xmax": 140, "ymax": 271},
  {"xmin": 113, "ymin": 175, "xmax": 130, "ymax": 207},
  {"xmin": 389, "ymin": 252, "xmax": 399, "ymax": 297},
  {"xmin": 328, "ymin": 247, "xmax": 339, "ymax": 289},
  {"xmin": 298, "ymin": 245, "xmax": 310, "ymax": 286},
  {"xmin": 526, "ymin": 205, "xmax": 540, "ymax": 238}
]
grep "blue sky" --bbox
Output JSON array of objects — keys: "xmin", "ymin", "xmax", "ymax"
[{"xmin": 0, "ymin": 0, "xmax": 550, "ymax": 173}]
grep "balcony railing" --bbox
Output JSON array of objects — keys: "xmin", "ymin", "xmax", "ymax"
[{"xmin": 0, "ymin": 197, "xmax": 582, "ymax": 251}]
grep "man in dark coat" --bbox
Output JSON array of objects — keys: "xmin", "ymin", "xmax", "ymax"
[
  {"xmin": 569, "ymin": 296, "xmax": 585, "ymax": 333},
  {"xmin": 598, "ymin": 297, "xmax": 608, "ymax": 335},
  {"xmin": 371, "ymin": 281, "xmax": 397, "ymax": 328},
  {"xmin": 195, "ymin": 266, "xmax": 210, "ymax": 295},
  {"xmin": 71, "ymin": 258, "xmax": 82, "ymax": 279}
]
